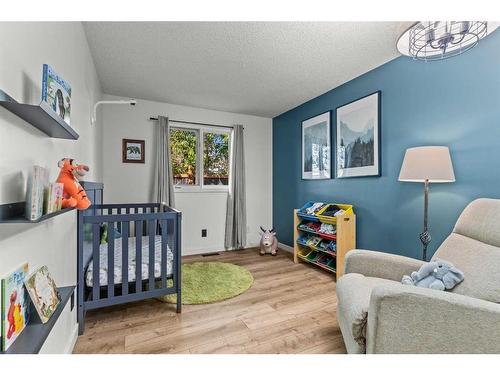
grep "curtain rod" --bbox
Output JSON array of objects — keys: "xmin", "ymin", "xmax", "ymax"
[{"xmin": 149, "ymin": 117, "xmax": 241, "ymax": 130}]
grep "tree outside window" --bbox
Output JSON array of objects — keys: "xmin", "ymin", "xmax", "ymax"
[{"xmin": 170, "ymin": 127, "xmax": 230, "ymax": 188}]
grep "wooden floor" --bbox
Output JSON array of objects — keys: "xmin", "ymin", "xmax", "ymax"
[{"xmin": 73, "ymin": 248, "xmax": 346, "ymax": 354}]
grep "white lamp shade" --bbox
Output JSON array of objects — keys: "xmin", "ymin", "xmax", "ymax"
[{"xmin": 399, "ymin": 146, "xmax": 455, "ymax": 183}]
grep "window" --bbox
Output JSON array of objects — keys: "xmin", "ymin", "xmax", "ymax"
[
  {"xmin": 203, "ymin": 132, "xmax": 230, "ymax": 186},
  {"xmin": 170, "ymin": 128, "xmax": 198, "ymax": 185},
  {"xmin": 170, "ymin": 125, "xmax": 230, "ymax": 191}
]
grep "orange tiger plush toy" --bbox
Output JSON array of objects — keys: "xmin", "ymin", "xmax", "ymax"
[{"xmin": 56, "ymin": 158, "xmax": 91, "ymax": 210}]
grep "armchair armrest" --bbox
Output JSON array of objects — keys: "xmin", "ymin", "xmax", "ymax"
[
  {"xmin": 344, "ymin": 249, "xmax": 425, "ymax": 282},
  {"xmin": 366, "ymin": 284, "xmax": 500, "ymax": 353}
]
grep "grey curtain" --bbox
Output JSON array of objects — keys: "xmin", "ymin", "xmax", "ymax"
[
  {"xmin": 152, "ymin": 115, "xmax": 175, "ymax": 207},
  {"xmin": 225, "ymin": 124, "xmax": 246, "ymax": 249}
]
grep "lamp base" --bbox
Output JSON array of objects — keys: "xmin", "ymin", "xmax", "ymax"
[
  {"xmin": 419, "ymin": 230, "xmax": 431, "ymax": 261},
  {"xmin": 421, "ymin": 179, "xmax": 430, "ymax": 261}
]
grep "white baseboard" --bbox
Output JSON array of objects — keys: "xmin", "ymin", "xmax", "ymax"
[
  {"xmin": 278, "ymin": 242, "xmax": 294, "ymax": 253},
  {"xmin": 183, "ymin": 242, "xmax": 261, "ymax": 256},
  {"xmin": 64, "ymin": 324, "xmax": 79, "ymax": 354}
]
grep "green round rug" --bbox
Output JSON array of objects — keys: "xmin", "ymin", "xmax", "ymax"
[{"xmin": 158, "ymin": 262, "xmax": 253, "ymax": 305}]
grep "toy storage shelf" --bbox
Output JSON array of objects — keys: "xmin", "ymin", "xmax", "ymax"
[
  {"xmin": 0, "ymin": 286, "xmax": 75, "ymax": 354},
  {"xmin": 0, "ymin": 201, "xmax": 75, "ymax": 224},
  {"xmin": 294, "ymin": 204, "xmax": 356, "ymax": 278},
  {"xmin": 0, "ymin": 89, "xmax": 79, "ymax": 140}
]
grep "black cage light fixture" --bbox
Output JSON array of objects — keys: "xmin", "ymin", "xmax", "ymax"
[{"xmin": 397, "ymin": 21, "xmax": 499, "ymax": 61}]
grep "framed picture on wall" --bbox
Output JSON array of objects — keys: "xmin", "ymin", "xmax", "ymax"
[
  {"xmin": 336, "ymin": 91, "xmax": 381, "ymax": 178},
  {"xmin": 302, "ymin": 111, "xmax": 331, "ymax": 180},
  {"xmin": 122, "ymin": 139, "xmax": 145, "ymax": 163}
]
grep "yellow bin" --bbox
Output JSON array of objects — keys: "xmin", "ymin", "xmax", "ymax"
[{"xmin": 316, "ymin": 203, "xmax": 354, "ymax": 224}]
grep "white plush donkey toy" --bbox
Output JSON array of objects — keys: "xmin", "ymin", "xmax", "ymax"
[{"xmin": 260, "ymin": 227, "xmax": 278, "ymax": 256}]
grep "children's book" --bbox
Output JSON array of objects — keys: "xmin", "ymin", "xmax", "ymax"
[
  {"xmin": 43, "ymin": 182, "xmax": 64, "ymax": 214},
  {"xmin": 42, "ymin": 64, "xmax": 71, "ymax": 125},
  {"xmin": 24, "ymin": 266, "xmax": 60, "ymax": 324},
  {"xmin": 1, "ymin": 263, "xmax": 30, "ymax": 352},
  {"xmin": 25, "ymin": 166, "xmax": 48, "ymax": 221}
]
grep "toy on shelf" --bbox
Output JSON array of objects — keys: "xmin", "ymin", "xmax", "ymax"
[
  {"xmin": 259, "ymin": 226, "xmax": 278, "ymax": 256},
  {"xmin": 56, "ymin": 158, "xmax": 90, "ymax": 210}
]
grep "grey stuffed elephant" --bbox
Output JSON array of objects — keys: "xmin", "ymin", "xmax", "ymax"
[{"xmin": 401, "ymin": 259, "xmax": 464, "ymax": 291}]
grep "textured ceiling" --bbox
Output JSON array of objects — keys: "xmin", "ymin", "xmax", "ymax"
[{"xmin": 84, "ymin": 22, "xmax": 408, "ymax": 117}]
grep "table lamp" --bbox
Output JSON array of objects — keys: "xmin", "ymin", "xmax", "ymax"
[{"xmin": 399, "ymin": 146, "xmax": 455, "ymax": 261}]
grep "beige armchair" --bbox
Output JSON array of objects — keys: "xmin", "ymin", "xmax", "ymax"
[{"xmin": 336, "ymin": 198, "xmax": 500, "ymax": 354}]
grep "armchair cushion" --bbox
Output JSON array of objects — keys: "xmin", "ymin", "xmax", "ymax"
[
  {"xmin": 453, "ymin": 198, "xmax": 500, "ymax": 248},
  {"xmin": 345, "ymin": 249, "xmax": 425, "ymax": 282},
  {"xmin": 336, "ymin": 273, "xmax": 400, "ymax": 353},
  {"xmin": 366, "ymin": 283, "xmax": 500, "ymax": 353},
  {"xmin": 433, "ymin": 233, "xmax": 500, "ymax": 303}
]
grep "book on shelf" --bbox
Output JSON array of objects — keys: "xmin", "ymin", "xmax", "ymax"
[
  {"xmin": 24, "ymin": 266, "xmax": 60, "ymax": 324},
  {"xmin": 25, "ymin": 166, "xmax": 49, "ymax": 221},
  {"xmin": 1, "ymin": 263, "xmax": 30, "ymax": 352},
  {"xmin": 42, "ymin": 64, "xmax": 72, "ymax": 126},
  {"xmin": 43, "ymin": 182, "xmax": 64, "ymax": 215}
]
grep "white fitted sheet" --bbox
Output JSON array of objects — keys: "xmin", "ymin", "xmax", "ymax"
[{"xmin": 85, "ymin": 235, "xmax": 173, "ymax": 287}]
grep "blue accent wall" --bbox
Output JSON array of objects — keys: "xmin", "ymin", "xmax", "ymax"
[{"xmin": 273, "ymin": 31, "xmax": 500, "ymax": 259}]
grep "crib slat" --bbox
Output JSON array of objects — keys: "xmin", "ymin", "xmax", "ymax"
[
  {"xmin": 122, "ymin": 221, "xmax": 129, "ymax": 295},
  {"xmin": 134, "ymin": 208, "xmax": 138, "ymax": 237},
  {"xmin": 107, "ymin": 221, "xmax": 115, "ymax": 298},
  {"xmin": 117, "ymin": 208, "xmax": 122, "ymax": 233},
  {"xmin": 92, "ymin": 223, "xmax": 100, "ymax": 301},
  {"xmin": 148, "ymin": 220, "xmax": 155, "ymax": 290},
  {"xmin": 135, "ymin": 220, "xmax": 142, "ymax": 292},
  {"xmin": 125, "ymin": 208, "xmax": 131, "ymax": 240},
  {"xmin": 160, "ymin": 219, "xmax": 167, "ymax": 289}
]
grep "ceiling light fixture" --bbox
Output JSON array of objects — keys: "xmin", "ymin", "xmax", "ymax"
[{"xmin": 397, "ymin": 21, "xmax": 499, "ymax": 61}]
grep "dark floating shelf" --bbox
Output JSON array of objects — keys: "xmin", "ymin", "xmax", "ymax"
[
  {"xmin": 0, "ymin": 89, "xmax": 79, "ymax": 140},
  {"xmin": 0, "ymin": 201, "xmax": 75, "ymax": 224},
  {"xmin": 1, "ymin": 286, "xmax": 75, "ymax": 354}
]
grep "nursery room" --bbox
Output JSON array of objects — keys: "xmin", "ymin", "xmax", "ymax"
[{"xmin": 1, "ymin": 1, "xmax": 500, "ymax": 371}]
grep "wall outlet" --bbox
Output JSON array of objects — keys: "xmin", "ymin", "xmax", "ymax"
[{"xmin": 201, "ymin": 229, "xmax": 207, "ymax": 237}]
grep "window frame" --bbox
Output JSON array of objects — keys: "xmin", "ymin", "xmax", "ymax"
[{"xmin": 170, "ymin": 122, "xmax": 232, "ymax": 193}]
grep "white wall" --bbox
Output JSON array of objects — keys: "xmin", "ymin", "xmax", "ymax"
[
  {"xmin": 101, "ymin": 95, "xmax": 272, "ymax": 255},
  {"xmin": 0, "ymin": 22, "xmax": 102, "ymax": 353}
]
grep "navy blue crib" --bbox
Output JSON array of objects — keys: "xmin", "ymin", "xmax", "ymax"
[{"xmin": 77, "ymin": 182, "xmax": 181, "ymax": 334}]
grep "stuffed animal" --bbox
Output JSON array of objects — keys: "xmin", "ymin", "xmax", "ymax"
[
  {"xmin": 56, "ymin": 158, "xmax": 91, "ymax": 210},
  {"xmin": 260, "ymin": 227, "xmax": 278, "ymax": 256},
  {"xmin": 402, "ymin": 259, "xmax": 464, "ymax": 291}
]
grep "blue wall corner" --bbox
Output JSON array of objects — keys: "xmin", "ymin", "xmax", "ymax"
[{"xmin": 272, "ymin": 31, "xmax": 500, "ymax": 260}]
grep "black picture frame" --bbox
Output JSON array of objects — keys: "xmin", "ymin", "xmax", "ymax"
[
  {"xmin": 301, "ymin": 111, "xmax": 332, "ymax": 180},
  {"xmin": 335, "ymin": 91, "xmax": 381, "ymax": 178}
]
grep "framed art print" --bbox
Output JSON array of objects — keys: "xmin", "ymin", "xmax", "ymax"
[
  {"xmin": 122, "ymin": 139, "xmax": 145, "ymax": 163},
  {"xmin": 302, "ymin": 111, "xmax": 331, "ymax": 180},
  {"xmin": 336, "ymin": 91, "xmax": 381, "ymax": 178}
]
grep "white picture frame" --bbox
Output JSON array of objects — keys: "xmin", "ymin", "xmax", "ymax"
[{"xmin": 302, "ymin": 111, "xmax": 331, "ymax": 180}]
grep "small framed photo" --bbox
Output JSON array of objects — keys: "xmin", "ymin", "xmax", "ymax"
[
  {"xmin": 302, "ymin": 111, "xmax": 331, "ymax": 180},
  {"xmin": 336, "ymin": 91, "xmax": 381, "ymax": 178},
  {"xmin": 122, "ymin": 139, "xmax": 145, "ymax": 163}
]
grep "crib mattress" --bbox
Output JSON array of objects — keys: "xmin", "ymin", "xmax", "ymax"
[{"xmin": 85, "ymin": 235, "xmax": 174, "ymax": 287}]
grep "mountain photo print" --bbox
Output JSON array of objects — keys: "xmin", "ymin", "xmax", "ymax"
[
  {"xmin": 302, "ymin": 111, "xmax": 331, "ymax": 180},
  {"xmin": 336, "ymin": 92, "xmax": 380, "ymax": 178}
]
